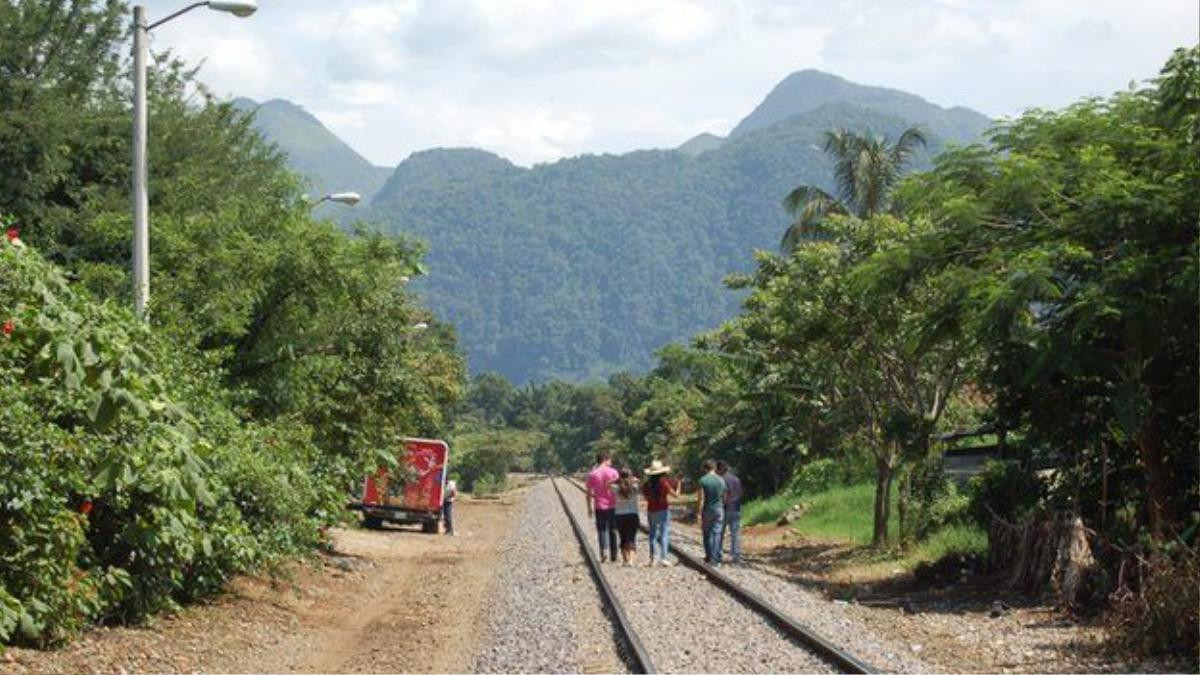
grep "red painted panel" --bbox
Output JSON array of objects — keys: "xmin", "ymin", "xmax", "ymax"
[{"xmin": 401, "ymin": 438, "xmax": 448, "ymax": 513}]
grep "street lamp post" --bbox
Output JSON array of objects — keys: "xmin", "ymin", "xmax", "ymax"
[{"xmin": 131, "ymin": 1, "xmax": 258, "ymax": 319}]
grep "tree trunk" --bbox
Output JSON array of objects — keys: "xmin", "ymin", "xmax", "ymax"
[
  {"xmin": 873, "ymin": 456, "xmax": 895, "ymax": 547},
  {"xmin": 1137, "ymin": 423, "xmax": 1175, "ymax": 539}
]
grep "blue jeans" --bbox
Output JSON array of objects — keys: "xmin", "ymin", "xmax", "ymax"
[
  {"xmin": 648, "ymin": 509, "xmax": 671, "ymax": 560},
  {"xmin": 594, "ymin": 509, "xmax": 618, "ymax": 561},
  {"xmin": 721, "ymin": 508, "xmax": 741, "ymax": 562},
  {"xmin": 701, "ymin": 509, "xmax": 724, "ymax": 563}
]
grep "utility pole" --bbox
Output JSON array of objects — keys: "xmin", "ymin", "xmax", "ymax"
[
  {"xmin": 128, "ymin": 1, "xmax": 257, "ymax": 320},
  {"xmin": 132, "ymin": 5, "xmax": 149, "ymax": 318}
]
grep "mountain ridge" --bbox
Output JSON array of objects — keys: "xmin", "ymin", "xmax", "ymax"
[
  {"xmin": 242, "ymin": 71, "xmax": 994, "ymax": 383},
  {"xmin": 730, "ymin": 69, "xmax": 990, "ymax": 142},
  {"xmin": 231, "ymin": 97, "xmax": 392, "ymax": 205}
]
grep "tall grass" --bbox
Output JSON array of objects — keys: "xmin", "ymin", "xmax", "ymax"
[
  {"xmin": 743, "ymin": 482, "xmax": 895, "ymax": 544},
  {"xmin": 741, "ymin": 481, "xmax": 986, "ymax": 565}
]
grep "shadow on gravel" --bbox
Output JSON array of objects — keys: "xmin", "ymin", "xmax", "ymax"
[{"xmin": 748, "ymin": 539, "xmax": 1059, "ymax": 621}]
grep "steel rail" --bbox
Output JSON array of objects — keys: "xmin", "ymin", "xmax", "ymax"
[
  {"xmin": 564, "ymin": 476, "xmax": 874, "ymax": 674},
  {"xmin": 551, "ymin": 478, "xmax": 657, "ymax": 674}
]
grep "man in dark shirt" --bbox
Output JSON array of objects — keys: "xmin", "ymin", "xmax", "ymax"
[
  {"xmin": 695, "ymin": 459, "xmax": 726, "ymax": 564},
  {"xmin": 716, "ymin": 460, "xmax": 743, "ymax": 564}
]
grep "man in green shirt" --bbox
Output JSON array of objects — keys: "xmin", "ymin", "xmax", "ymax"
[{"xmin": 695, "ymin": 459, "xmax": 727, "ymax": 565}]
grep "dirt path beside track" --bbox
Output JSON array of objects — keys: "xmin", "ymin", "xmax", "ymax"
[{"xmin": 1, "ymin": 492, "xmax": 524, "ymax": 674}]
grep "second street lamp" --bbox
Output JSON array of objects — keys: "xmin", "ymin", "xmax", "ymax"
[
  {"xmin": 311, "ymin": 191, "xmax": 362, "ymax": 207},
  {"xmin": 131, "ymin": 1, "xmax": 258, "ymax": 319}
]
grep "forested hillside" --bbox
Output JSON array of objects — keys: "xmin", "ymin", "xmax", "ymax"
[
  {"xmin": 247, "ymin": 70, "xmax": 991, "ymax": 383},
  {"xmin": 367, "ymin": 103, "xmax": 971, "ymax": 382}
]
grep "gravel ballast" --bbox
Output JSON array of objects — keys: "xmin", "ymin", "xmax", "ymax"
[
  {"xmin": 665, "ymin": 523, "xmax": 933, "ymax": 673},
  {"xmin": 473, "ymin": 481, "xmax": 629, "ymax": 674},
  {"xmin": 558, "ymin": 479, "xmax": 836, "ymax": 674}
]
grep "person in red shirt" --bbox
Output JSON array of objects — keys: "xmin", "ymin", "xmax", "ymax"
[{"xmin": 641, "ymin": 460, "xmax": 680, "ymax": 567}]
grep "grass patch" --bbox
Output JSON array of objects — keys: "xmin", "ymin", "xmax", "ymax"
[
  {"xmin": 907, "ymin": 523, "xmax": 988, "ymax": 565},
  {"xmin": 743, "ymin": 481, "xmax": 987, "ymax": 579},
  {"xmin": 744, "ymin": 482, "xmax": 896, "ymax": 545}
]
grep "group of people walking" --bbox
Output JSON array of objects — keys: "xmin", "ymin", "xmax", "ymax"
[{"xmin": 585, "ymin": 452, "xmax": 742, "ymax": 566}]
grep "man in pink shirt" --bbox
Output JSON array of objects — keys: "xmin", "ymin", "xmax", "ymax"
[{"xmin": 586, "ymin": 451, "xmax": 620, "ymax": 562}]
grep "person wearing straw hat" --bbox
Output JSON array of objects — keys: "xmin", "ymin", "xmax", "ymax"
[{"xmin": 642, "ymin": 459, "xmax": 680, "ymax": 566}]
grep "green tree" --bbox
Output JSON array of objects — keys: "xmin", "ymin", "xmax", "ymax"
[
  {"xmin": 781, "ymin": 126, "xmax": 926, "ymax": 250},
  {"xmin": 730, "ymin": 214, "xmax": 968, "ymax": 545},
  {"xmin": 878, "ymin": 46, "xmax": 1199, "ymax": 540}
]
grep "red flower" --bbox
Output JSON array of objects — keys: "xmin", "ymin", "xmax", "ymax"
[
  {"xmin": 79, "ymin": 500, "xmax": 93, "ymax": 515},
  {"xmin": 1, "ymin": 320, "xmax": 12, "ymax": 336},
  {"xmin": 5, "ymin": 227, "xmax": 17, "ymax": 242}
]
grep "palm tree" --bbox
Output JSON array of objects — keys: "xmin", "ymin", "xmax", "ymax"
[{"xmin": 781, "ymin": 126, "xmax": 926, "ymax": 251}]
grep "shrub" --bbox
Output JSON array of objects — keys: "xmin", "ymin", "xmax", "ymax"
[
  {"xmin": 472, "ymin": 473, "xmax": 509, "ymax": 496},
  {"xmin": 1106, "ymin": 543, "xmax": 1199, "ymax": 663},
  {"xmin": 965, "ymin": 459, "xmax": 1044, "ymax": 527},
  {"xmin": 900, "ymin": 454, "xmax": 970, "ymax": 542},
  {"xmin": 0, "ymin": 235, "xmax": 342, "ymax": 644},
  {"xmin": 786, "ymin": 458, "xmax": 842, "ymax": 495}
]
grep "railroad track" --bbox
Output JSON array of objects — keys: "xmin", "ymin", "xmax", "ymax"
[
  {"xmin": 550, "ymin": 477, "xmax": 656, "ymax": 673},
  {"xmin": 555, "ymin": 476, "xmax": 875, "ymax": 675}
]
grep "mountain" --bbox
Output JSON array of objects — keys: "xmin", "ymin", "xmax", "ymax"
[
  {"xmin": 367, "ymin": 101, "xmax": 969, "ymax": 383},
  {"xmin": 231, "ymin": 98, "xmax": 392, "ymax": 205},
  {"xmin": 243, "ymin": 70, "xmax": 992, "ymax": 384},
  {"xmin": 730, "ymin": 69, "xmax": 991, "ymax": 143},
  {"xmin": 677, "ymin": 132, "xmax": 724, "ymax": 156}
]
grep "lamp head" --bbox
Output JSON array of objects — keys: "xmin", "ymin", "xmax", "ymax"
[
  {"xmin": 207, "ymin": 1, "xmax": 258, "ymax": 18},
  {"xmin": 327, "ymin": 191, "xmax": 362, "ymax": 206}
]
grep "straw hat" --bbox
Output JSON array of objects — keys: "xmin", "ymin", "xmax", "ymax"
[{"xmin": 644, "ymin": 459, "xmax": 671, "ymax": 476}]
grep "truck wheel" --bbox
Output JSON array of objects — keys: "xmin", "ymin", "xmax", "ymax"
[
  {"xmin": 421, "ymin": 519, "xmax": 438, "ymax": 534},
  {"xmin": 364, "ymin": 516, "xmax": 383, "ymax": 530}
]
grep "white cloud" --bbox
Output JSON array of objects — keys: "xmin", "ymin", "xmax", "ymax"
[{"xmin": 147, "ymin": 0, "xmax": 1198, "ymax": 167}]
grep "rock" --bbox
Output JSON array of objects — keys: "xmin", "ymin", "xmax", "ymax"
[{"xmin": 911, "ymin": 644, "xmax": 923, "ymax": 653}]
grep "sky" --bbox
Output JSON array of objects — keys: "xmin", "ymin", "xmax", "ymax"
[{"xmin": 146, "ymin": 0, "xmax": 1199, "ymax": 167}]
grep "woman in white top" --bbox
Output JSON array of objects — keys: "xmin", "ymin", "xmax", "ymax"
[{"xmin": 613, "ymin": 467, "xmax": 641, "ymax": 566}]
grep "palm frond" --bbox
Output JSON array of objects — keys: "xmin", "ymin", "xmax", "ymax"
[
  {"xmin": 780, "ymin": 188, "xmax": 842, "ymax": 252},
  {"xmin": 824, "ymin": 129, "xmax": 862, "ymax": 208},
  {"xmin": 890, "ymin": 125, "xmax": 927, "ymax": 167},
  {"xmin": 782, "ymin": 185, "xmax": 836, "ymax": 215}
]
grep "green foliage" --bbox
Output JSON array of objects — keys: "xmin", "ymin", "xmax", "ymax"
[
  {"xmin": 899, "ymin": 455, "xmax": 969, "ymax": 542},
  {"xmin": 471, "ymin": 474, "xmax": 509, "ymax": 497},
  {"xmin": 886, "ymin": 46, "xmax": 1199, "ymax": 539},
  {"xmin": 0, "ymin": 0, "xmax": 466, "ymax": 647},
  {"xmin": 965, "ymin": 460, "xmax": 1044, "ymax": 527},
  {"xmin": 786, "ymin": 458, "xmax": 865, "ymax": 496},
  {"xmin": 450, "ymin": 428, "xmax": 544, "ymax": 490},
  {"xmin": 906, "ymin": 524, "xmax": 988, "ymax": 568},
  {"xmin": 0, "ymin": 240, "xmax": 336, "ymax": 643}
]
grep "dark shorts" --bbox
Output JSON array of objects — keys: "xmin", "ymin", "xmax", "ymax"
[{"xmin": 616, "ymin": 513, "xmax": 639, "ymax": 549}]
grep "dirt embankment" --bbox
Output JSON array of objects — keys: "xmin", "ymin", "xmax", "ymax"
[{"xmin": 1, "ymin": 493, "xmax": 524, "ymax": 674}]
